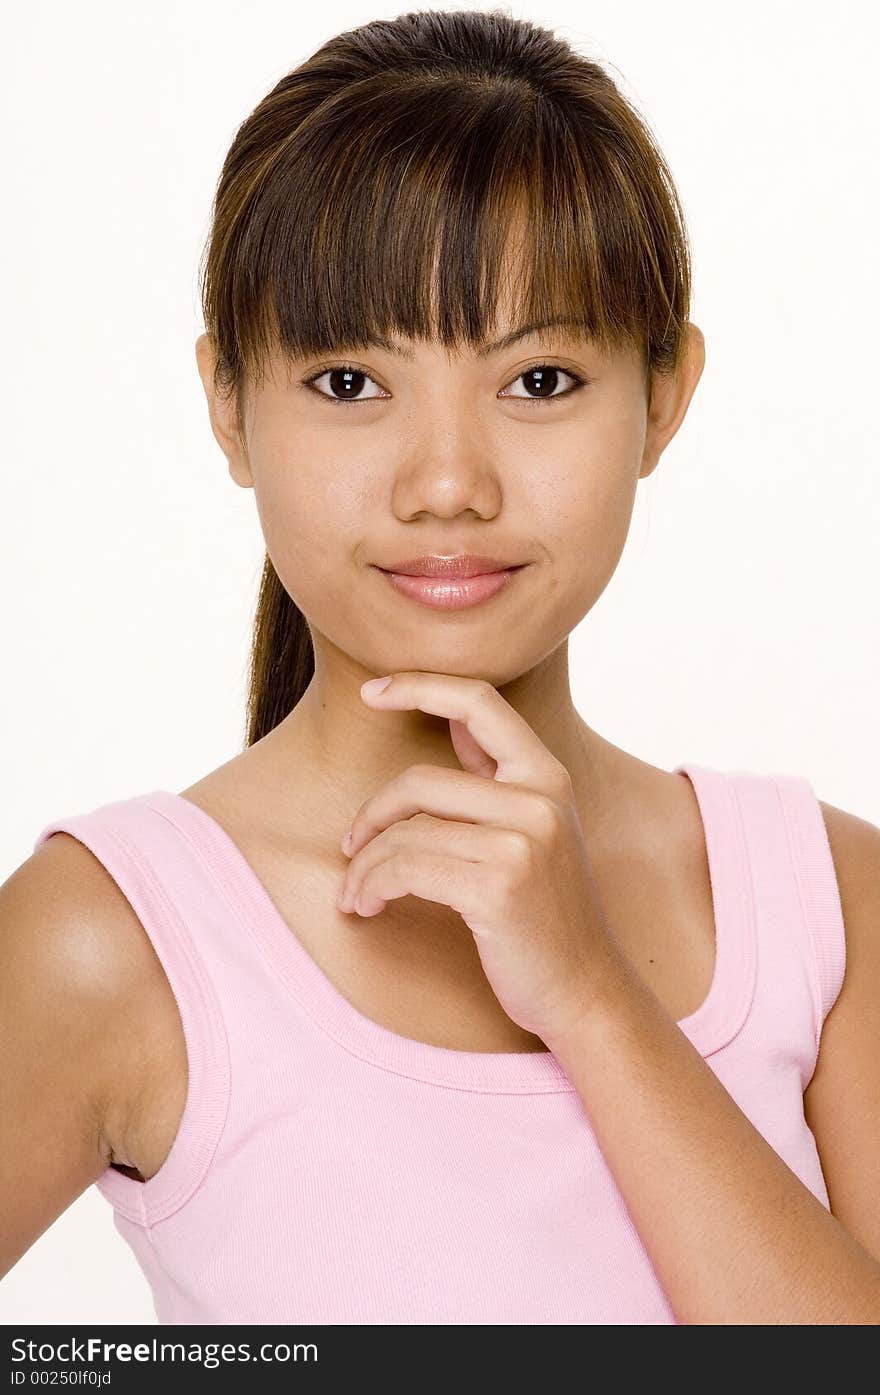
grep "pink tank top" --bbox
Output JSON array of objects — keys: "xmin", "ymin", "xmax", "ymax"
[{"xmin": 32, "ymin": 762, "xmax": 845, "ymax": 1325}]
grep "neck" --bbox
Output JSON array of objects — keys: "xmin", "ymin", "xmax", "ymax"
[{"xmin": 245, "ymin": 641, "xmax": 626, "ymax": 855}]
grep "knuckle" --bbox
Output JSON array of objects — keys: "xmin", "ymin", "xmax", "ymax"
[
  {"xmin": 410, "ymin": 762, "xmax": 434, "ymax": 783},
  {"xmin": 502, "ymin": 829, "xmax": 532, "ymax": 866},
  {"xmin": 530, "ymin": 792, "xmax": 563, "ymax": 838}
]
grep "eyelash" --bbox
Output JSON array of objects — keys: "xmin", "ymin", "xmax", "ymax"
[{"xmin": 300, "ymin": 360, "xmax": 590, "ymax": 408}]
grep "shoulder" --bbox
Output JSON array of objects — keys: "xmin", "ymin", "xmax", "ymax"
[
  {"xmin": 0, "ymin": 830, "xmax": 184, "ymax": 1171},
  {"xmin": 803, "ymin": 798, "xmax": 880, "ymax": 1263},
  {"xmin": 815, "ymin": 797, "xmax": 880, "ymax": 993},
  {"xmin": 817, "ymin": 799, "xmax": 880, "ymax": 913},
  {"xmin": 812, "ymin": 796, "xmax": 880, "ymax": 1034}
]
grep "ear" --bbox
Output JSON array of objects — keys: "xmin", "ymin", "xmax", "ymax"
[
  {"xmin": 639, "ymin": 322, "xmax": 706, "ymax": 480},
  {"xmin": 194, "ymin": 333, "xmax": 254, "ymax": 488}
]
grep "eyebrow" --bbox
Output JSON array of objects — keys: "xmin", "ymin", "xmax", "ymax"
[{"xmin": 343, "ymin": 317, "xmax": 593, "ymax": 361}]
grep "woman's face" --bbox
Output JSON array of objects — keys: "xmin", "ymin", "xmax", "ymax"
[{"xmin": 196, "ymin": 318, "xmax": 704, "ymax": 689}]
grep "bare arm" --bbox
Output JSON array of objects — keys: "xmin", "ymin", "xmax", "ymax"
[
  {"xmin": 0, "ymin": 832, "xmax": 172, "ymax": 1279},
  {"xmin": 543, "ymin": 800, "xmax": 880, "ymax": 1325},
  {"xmin": 802, "ymin": 803, "xmax": 880, "ymax": 1265}
]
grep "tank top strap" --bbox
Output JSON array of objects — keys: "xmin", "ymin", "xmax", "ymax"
[
  {"xmin": 32, "ymin": 794, "xmax": 232, "ymax": 1228},
  {"xmin": 719, "ymin": 767, "xmax": 846, "ymax": 1059},
  {"xmin": 768, "ymin": 771, "xmax": 847, "ymax": 1048}
]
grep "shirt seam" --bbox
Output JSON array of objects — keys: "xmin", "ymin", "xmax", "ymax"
[
  {"xmin": 774, "ymin": 777, "xmax": 825, "ymax": 1057},
  {"xmin": 92, "ymin": 818, "xmax": 233, "ymax": 1227}
]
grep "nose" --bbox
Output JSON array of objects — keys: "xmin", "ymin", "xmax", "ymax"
[{"xmin": 389, "ymin": 417, "xmax": 503, "ymax": 521}]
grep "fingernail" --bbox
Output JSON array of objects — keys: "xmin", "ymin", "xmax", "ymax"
[{"xmin": 361, "ymin": 675, "xmax": 392, "ymax": 697}]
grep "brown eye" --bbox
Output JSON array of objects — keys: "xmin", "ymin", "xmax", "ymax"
[
  {"xmin": 303, "ymin": 365, "xmax": 388, "ymax": 403},
  {"xmin": 499, "ymin": 364, "xmax": 587, "ymax": 404}
]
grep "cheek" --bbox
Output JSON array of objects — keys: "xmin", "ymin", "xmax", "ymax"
[
  {"xmin": 253, "ymin": 467, "xmax": 335, "ymax": 582},
  {"xmin": 544, "ymin": 449, "xmax": 639, "ymax": 563},
  {"xmin": 530, "ymin": 440, "xmax": 642, "ymax": 627},
  {"xmin": 251, "ymin": 464, "xmax": 372, "ymax": 628}
]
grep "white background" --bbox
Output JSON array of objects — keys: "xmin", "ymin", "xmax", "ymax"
[{"xmin": 2, "ymin": 0, "xmax": 877, "ymax": 1324}]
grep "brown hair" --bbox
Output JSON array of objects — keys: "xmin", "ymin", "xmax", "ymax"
[{"xmin": 196, "ymin": 8, "xmax": 693, "ymax": 749}]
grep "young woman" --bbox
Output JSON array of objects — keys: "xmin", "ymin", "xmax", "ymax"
[{"xmin": 3, "ymin": 10, "xmax": 879, "ymax": 1325}]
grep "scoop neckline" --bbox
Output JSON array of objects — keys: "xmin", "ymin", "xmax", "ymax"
[{"xmin": 138, "ymin": 762, "xmax": 757, "ymax": 1093}]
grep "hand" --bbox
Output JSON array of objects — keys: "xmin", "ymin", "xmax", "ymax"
[{"xmin": 337, "ymin": 671, "xmax": 627, "ymax": 1046}]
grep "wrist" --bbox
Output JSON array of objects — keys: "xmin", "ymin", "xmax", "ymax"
[{"xmin": 544, "ymin": 938, "xmax": 641, "ymax": 1054}]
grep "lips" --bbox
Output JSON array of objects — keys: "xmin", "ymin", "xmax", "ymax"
[
  {"xmin": 375, "ymin": 558, "xmax": 529, "ymax": 610},
  {"xmin": 376, "ymin": 554, "xmax": 526, "ymax": 578}
]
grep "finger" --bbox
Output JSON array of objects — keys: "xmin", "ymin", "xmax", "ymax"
[
  {"xmin": 340, "ymin": 816, "xmax": 522, "ymax": 912},
  {"xmin": 448, "ymin": 716, "xmax": 496, "ymax": 779},
  {"xmin": 360, "ymin": 672, "xmax": 567, "ymax": 790},
  {"xmin": 344, "ymin": 765, "xmax": 558, "ymax": 860},
  {"xmin": 341, "ymin": 848, "xmax": 489, "ymax": 921}
]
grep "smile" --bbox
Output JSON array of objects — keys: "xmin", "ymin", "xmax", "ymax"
[{"xmin": 373, "ymin": 565, "xmax": 529, "ymax": 610}]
